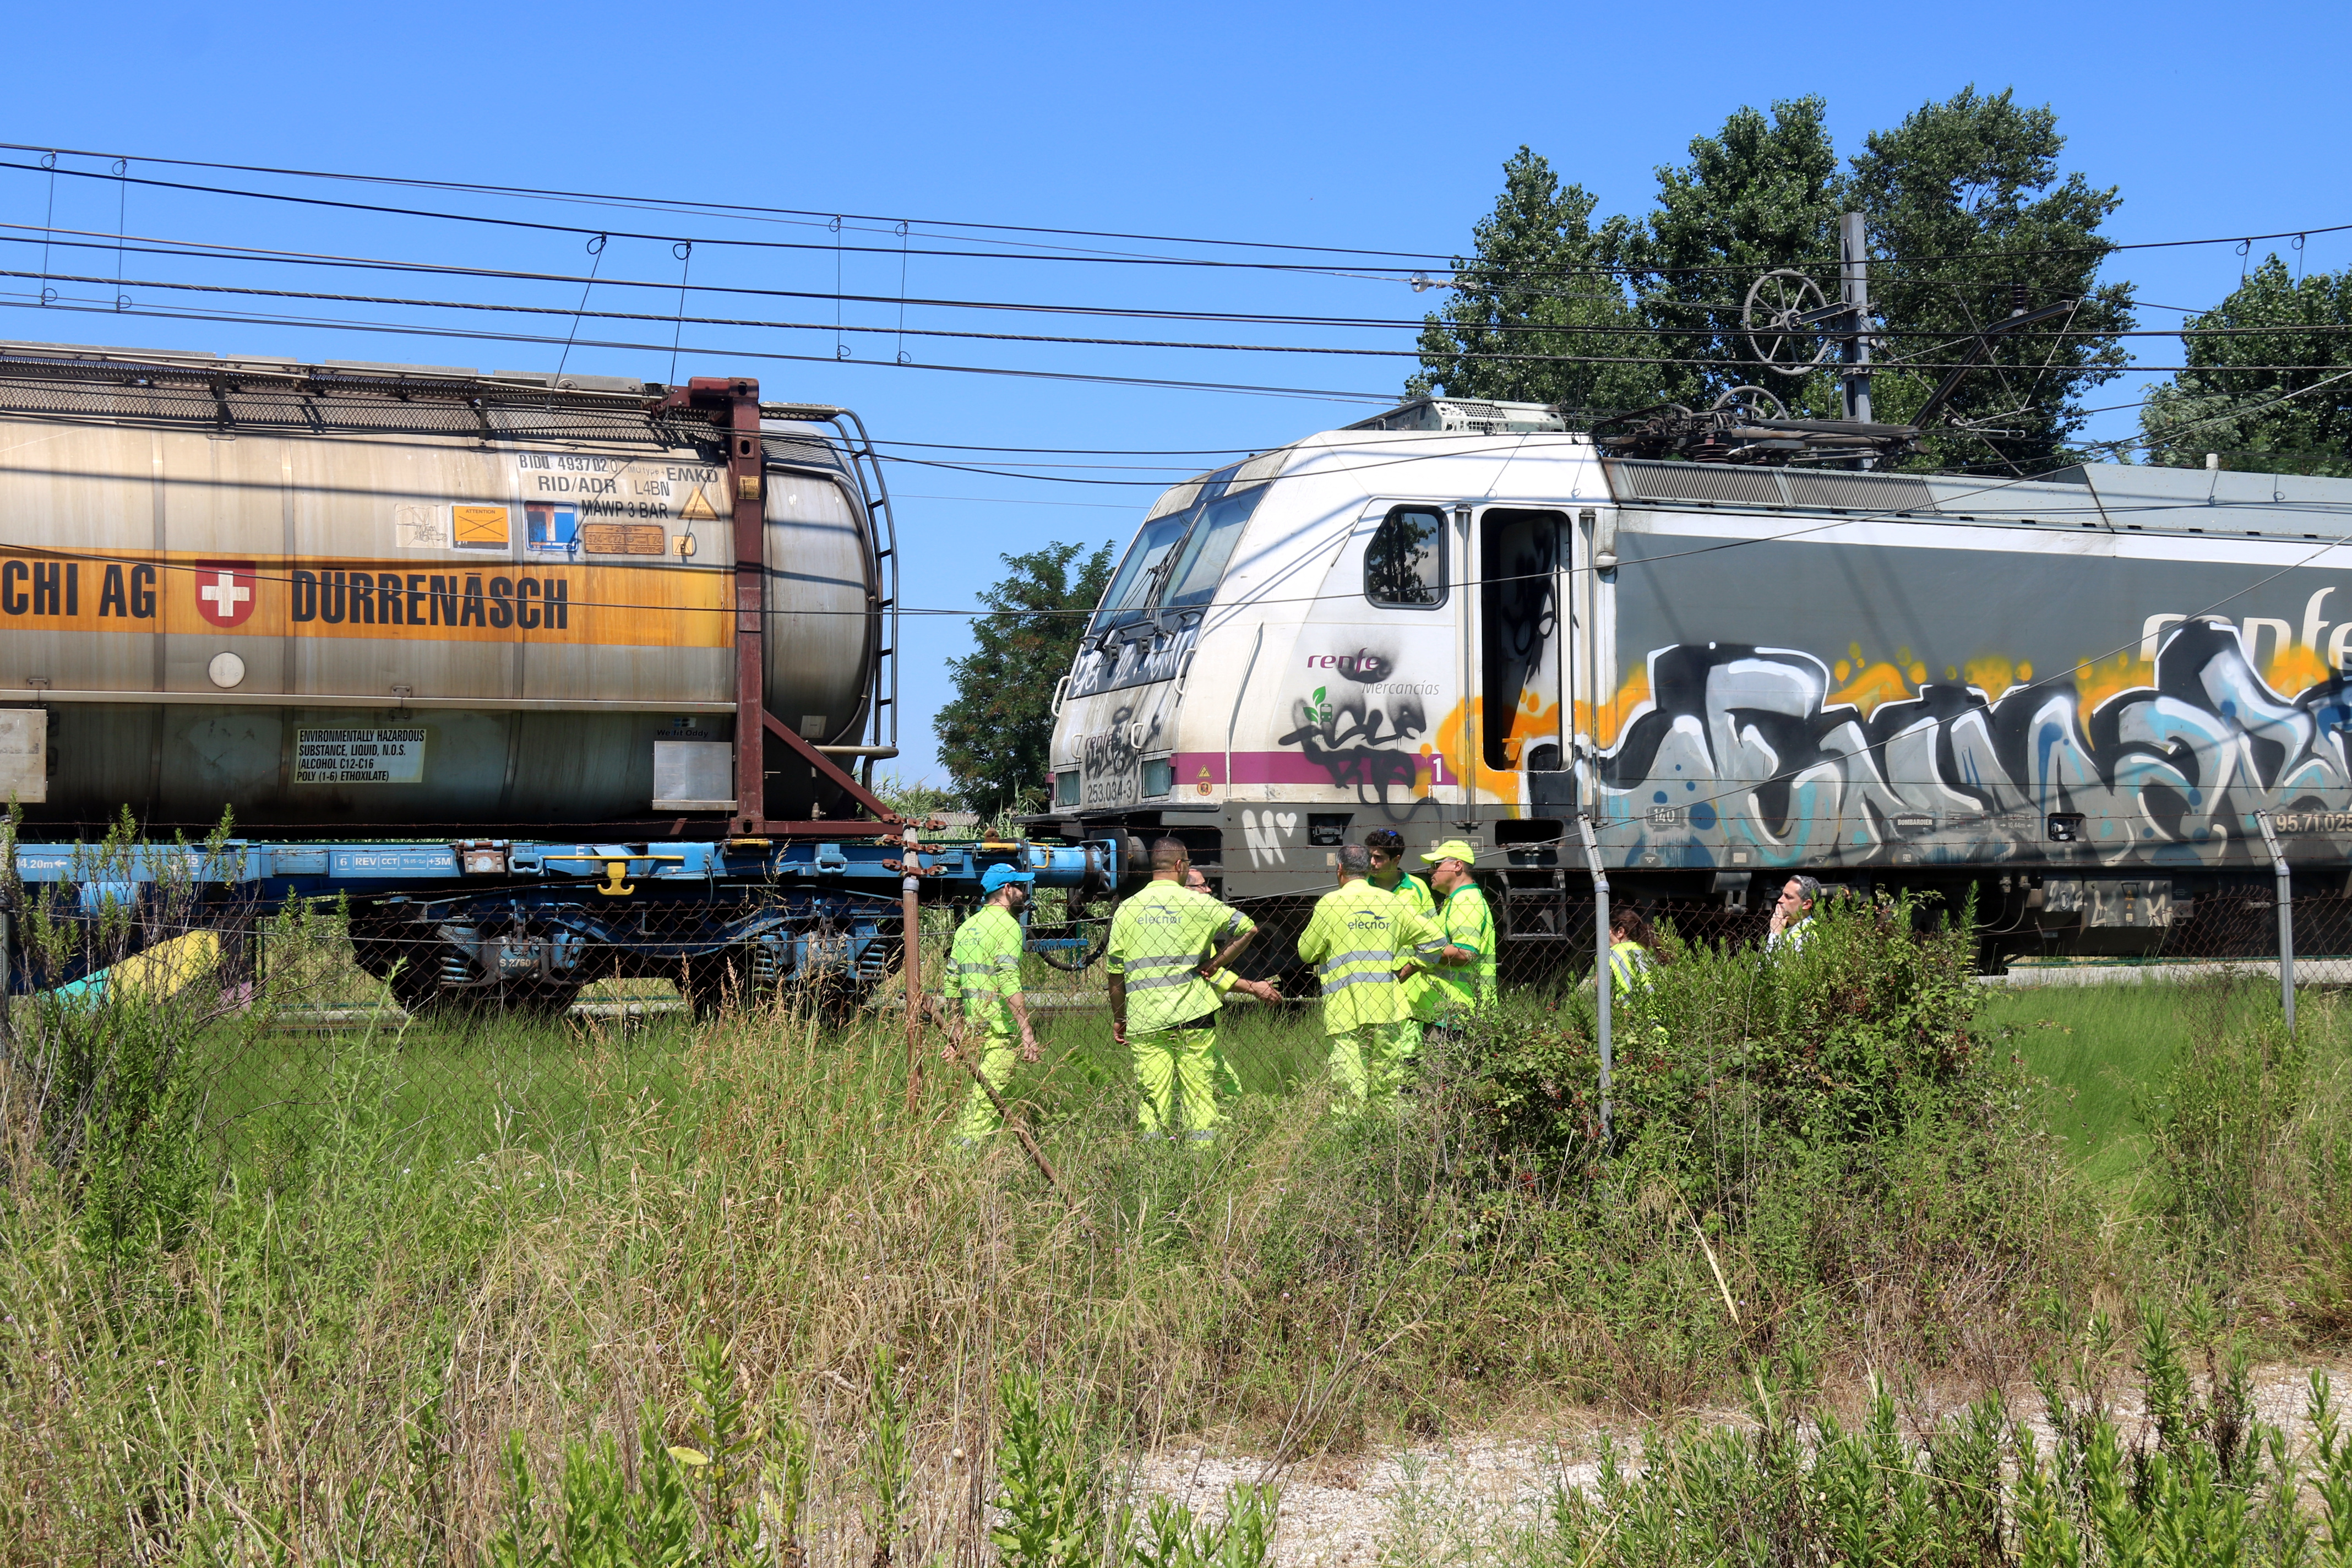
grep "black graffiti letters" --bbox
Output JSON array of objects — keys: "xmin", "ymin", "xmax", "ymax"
[
  {"xmin": 1279, "ymin": 693, "xmax": 1429, "ymax": 816},
  {"xmin": 1597, "ymin": 622, "xmax": 2352, "ymax": 869},
  {"xmin": 292, "ymin": 569, "xmax": 572, "ymax": 632}
]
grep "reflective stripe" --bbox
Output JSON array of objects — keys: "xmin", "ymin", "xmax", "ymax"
[
  {"xmin": 1322, "ymin": 971, "xmax": 1401, "ymax": 992},
  {"xmin": 1316, "ymin": 949, "xmax": 1396, "ymax": 973},
  {"xmin": 1126, "ymin": 971, "xmax": 1207, "ymax": 992}
]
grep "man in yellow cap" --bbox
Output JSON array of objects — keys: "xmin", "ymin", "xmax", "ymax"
[
  {"xmin": 1107, "ymin": 839, "xmax": 1266, "ymax": 1144},
  {"xmin": 1297, "ymin": 843, "xmax": 1445, "ymax": 1113},
  {"xmin": 1414, "ymin": 839, "xmax": 1496, "ymax": 1042},
  {"xmin": 940, "ymin": 862, "xmax": 1041, "ymax": 1146}
]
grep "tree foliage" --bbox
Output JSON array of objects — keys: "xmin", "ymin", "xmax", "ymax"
[
  {"xmin": 1627, "ymin": 96, "xmax": 1847, "ymax": 415},
  {"xmin": 2140, "ymin": 257, "xmax": 2352, "ymax": 476},
  {"xmin": 1405, "ymin": 147, "xmax": 1658, "ymax": 417},
  {"xmin": 934, "ymin": 540, "xmax": 1113, "ymax": 818},
  {"xmin": 1412, "ymin": 88, "xmax": 2133, "ymax": 471},
  {"xmin": 1849, "ymin": 86, "xmax": 2133, "ymax": 472}
]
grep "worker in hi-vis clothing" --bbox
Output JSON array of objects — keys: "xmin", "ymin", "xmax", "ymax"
[
  {"xmin": 1106, "ymin": 839, "xmax": 1272, "ymax": 1144},
  {"xmin": 1363, "ymin": 827, "xmax": 1437, "ymax": 1050},
  {"xmin": 939, "ymin": 863, "xmax": 1040, "ymax": 1146},
  {"xmin": 1297, "ymin": 843, "xmax": 1445, "ymax": 1113},
  {"xmin": 1412, "ymin": 839, "xmax": 1498, "ymax": 1042}
]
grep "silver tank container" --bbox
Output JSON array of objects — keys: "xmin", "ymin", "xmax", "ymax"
[{"xmin": 0, "ymin": 346, "xmax": 883, "ymax": 829}]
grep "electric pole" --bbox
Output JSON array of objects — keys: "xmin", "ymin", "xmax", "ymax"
[{"xmin": 1839, "ymin": 213, "xmax": 1873, "ymax": 456}]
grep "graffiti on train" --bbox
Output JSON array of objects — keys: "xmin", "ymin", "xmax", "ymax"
[
  {"xmin": 1594, "ymin": 620, "xmax": 2352, "ymax": 868},
  {"xmin": 1066, "ymin": 623, "xmax": 1200, "ymax": 701},
  {"xmin": 1079, "ymin": 705, "xmax": 1162, "ymax": 809},
  {"xmin": 1277, "ymin": 641, "xmax": 1441, "ymax": 816}
]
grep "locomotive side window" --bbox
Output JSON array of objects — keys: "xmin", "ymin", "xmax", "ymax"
[{"xmin": 1364, "ymin": 506, "xmax": 1447, "ymax": 608}]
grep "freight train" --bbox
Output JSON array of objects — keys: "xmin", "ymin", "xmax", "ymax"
[
  {"xmin": 1038, "ymin": 396, "xmax": 2352, "ymax": 969},
  {"xmin": 0, "ymin": 341, "xmax": 1117, "ymax": 1009}
]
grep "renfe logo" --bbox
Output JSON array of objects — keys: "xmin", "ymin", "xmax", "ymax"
[
  {"xmin": 194, "ymin": 560, "xmax": 258, "ymax": 628},
  {"xmin": 1304, "ymin": 648, "xmax": 1391, "ymax": 680}
]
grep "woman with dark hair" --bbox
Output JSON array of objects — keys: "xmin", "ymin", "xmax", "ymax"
[{"xmin": 1607, "ymin": 907, "xmax": 1659, "ymax": 1000}]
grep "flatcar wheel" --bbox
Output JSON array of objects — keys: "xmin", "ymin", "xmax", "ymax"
[
  {"xmin": 377, "ymin": 954, "xmax": 447, "ymax": 1016},
  {"xmin": 678, "ymin": 951, "xmax": 750, "ymax": 1021}
]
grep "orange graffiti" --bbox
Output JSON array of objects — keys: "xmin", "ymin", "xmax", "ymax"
[
  {"xmin": 2267, "ymin": 642, "xmax": 2332, "ymax": 694},
  {"xmin": 1828, "ymin": 660, "xmax": 1913, "ymax": 712},
  {"xmin": 2072, "ymin": 649, "xmax": 2154, "ymax": 716},
  {"xmin": 1576, "ymin": 667, "xmax": 1652, "ymax": 750}
]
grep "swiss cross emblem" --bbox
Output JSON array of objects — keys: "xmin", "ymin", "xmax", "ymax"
[{"xmin": 193, "ymin": 560, "xmax": 257, "ymax": 628}]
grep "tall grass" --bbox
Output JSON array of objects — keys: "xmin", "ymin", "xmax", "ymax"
[{"xmin": 6, "ymin": 891, "xmax": 2352, "ymax": 1561}]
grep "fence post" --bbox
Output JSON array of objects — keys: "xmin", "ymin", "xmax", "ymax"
[
  {"xmin": 2256, "ymin": 810, "xmax": 2295, "ymax": 1037},
  {"xmin": 903, "ymin": 825, "xmax": 924, "ymax": 1113},
  {"xmin": 1576, "ymin": 815, "xmax": 1611, "ymax": 1149}
]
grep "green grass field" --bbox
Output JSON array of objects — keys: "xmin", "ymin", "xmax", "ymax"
[
  {"xmin": 1978, "ymin": 977, "xmax": 2289, "ymax": 1191},
  {"xmin": 19, "ymin": 901, "xmax": 2352, "ymax": 1564}
]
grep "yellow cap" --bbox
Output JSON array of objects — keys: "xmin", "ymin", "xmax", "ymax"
[{"xmin": 1420, "ymin": 839, "xmax": 1479, "ymax": 867}]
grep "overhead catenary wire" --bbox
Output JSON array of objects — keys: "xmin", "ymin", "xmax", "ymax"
[
  {"xmin": 1, "ymin": 268, "xmax": 2331, "ymax": 383},
  {"xmin": 4, "ymin": 225, "xmax": 2347, "ymax": 347},
  {"xmin": 1, "ymin": 150, "xmax": 2345, "ymax": 286}
]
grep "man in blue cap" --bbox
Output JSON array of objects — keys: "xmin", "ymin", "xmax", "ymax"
[{"xmin": 940, "ymin": 862, "xmax": 1039, "ymax": 1145}]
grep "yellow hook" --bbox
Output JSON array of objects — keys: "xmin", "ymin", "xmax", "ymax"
[{"xmin": 595, "ymin": 859, "xmax": 636, "ymax": 896}]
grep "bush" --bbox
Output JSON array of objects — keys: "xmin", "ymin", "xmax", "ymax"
[{"xmin": 1449, "ymin": 891, "xmax": 2079, "ymax": 1381}]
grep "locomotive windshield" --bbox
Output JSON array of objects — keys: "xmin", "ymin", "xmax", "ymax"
[{"xmin": 1089, "ymin": 468, "xmax": 1268, "ymax": 636}]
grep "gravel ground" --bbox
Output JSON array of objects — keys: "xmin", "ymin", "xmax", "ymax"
[{"xmin": 1125, "ymin": 1359, "xmax": 2352, "ymax": 1566}]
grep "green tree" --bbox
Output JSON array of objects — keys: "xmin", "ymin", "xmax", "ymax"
[
  {"xmin": 2139, "ymin": 257, "xmax": 2352, "ymax": 475},
  {"xmin": 1626, "ymin": 96, "xmax": 1849, "ymax": 415},
  {"xmin": 1414, "ymin": 90, "xmax": 2132, "ymax": 465},
  {"xmin": 934, "ymin": 540, "xmax": 1113, "ymax": 818},
  {"xmin": 1850, "ymin": 86, "xmax": 2134, "ymax": 472},
  {"xmin": 1407, "ymin": 146, "xmax": 1662, "ymax": 420}
]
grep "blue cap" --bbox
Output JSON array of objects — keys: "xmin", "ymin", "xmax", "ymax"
[{"xmin": 981, "ymin": 863, "xmax": 1036, "ymax": 894}]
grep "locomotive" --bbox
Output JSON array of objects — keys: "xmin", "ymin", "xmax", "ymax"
[{"xmin": 1038, "ymin": 396, "xmax": 2352, "ymax": 968}]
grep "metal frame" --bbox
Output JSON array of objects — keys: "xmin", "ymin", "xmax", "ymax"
[{"xmin": 654, "ymin": 378, "xmax": 903, "ymax": 837}]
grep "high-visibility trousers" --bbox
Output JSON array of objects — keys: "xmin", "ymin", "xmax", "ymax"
[
  {"xmin": 949, "ymin": 1036, "xmax": 1020, "ymax": 1145},
  {"xmin": 1129, "ymin": 1025, "xmax": 1231, "ymax": 1143},
  {"xmin": 1325, "ymin": 1020, "xmax": 1414, "ymax": 1114}
]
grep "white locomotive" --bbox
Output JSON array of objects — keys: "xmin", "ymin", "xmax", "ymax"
[{"xmin": 1041, "ymin": 397, "xmax": 2352, "ymax": 962}]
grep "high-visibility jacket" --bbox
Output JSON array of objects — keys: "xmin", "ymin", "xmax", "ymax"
[
  {"xmin": 1106, "ymin": 880, "xmax": 1257, "ymax": 1034},
  {"xmin": 1295, "ymin": 880, "xmax": 1444, "ymax": 1035},
  {"xmin": 1608, "ymin": 939, "xmax": 1654, "ymax": 1000},
  {"xmin": 1373, "ymin": 871, "xmax": 1437, "ymax": 922},
  {"xmin": 1415, "ymin": 883, "xmax": 1497, "ymax": 1022},
  {"xmin": 945, "ymin": 904, "xmax": 1025, "ymax": 1036}
]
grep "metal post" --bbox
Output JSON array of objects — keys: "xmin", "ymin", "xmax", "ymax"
[
  {"xmin": 2257, "ymin": 810, "xmax": 2296, "ymax": 1036},
  {"xmin": 1576, "ymin": 814, "xmax": 1611, "ymax": 1148},
  {"xmin": 1839, "ymin": 213, "xmax": 1873, "ymax": 439},
  {"xmin": 903, "ymin": 825, "xmax": 924, "ymax": 1113}
]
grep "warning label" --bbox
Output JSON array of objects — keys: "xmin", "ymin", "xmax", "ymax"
[{"xmin": 295, "ymin": 727, "xmax": 428, "ymax": 785}]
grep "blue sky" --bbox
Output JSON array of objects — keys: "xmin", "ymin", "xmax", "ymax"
[{"xmin": 6, "ymin": 1, "xmax": 2348, "ymax": 785}]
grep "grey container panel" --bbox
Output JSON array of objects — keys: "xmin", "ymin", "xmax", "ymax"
[
  {"xmin": 165, "ymin": 633, "xmax": 282, "ymax": 695},
  {"xmin": 287, "ymin": 624, "xmax": 518, "ymax": 703},
  {"xmin": 43, "ymin": 703, "xmax": 696, "ymax": 826},
  {"xmin": 519, "ymin": 642, "xmax": 732, "ymax": 705},
  {"xmin": 764, "ymin": 475, "xmax": 873, "ymax": 745}
]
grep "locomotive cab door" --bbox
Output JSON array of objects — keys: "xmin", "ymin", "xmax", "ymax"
[{"xmin": 1474, "ymin": 507, "xmax": 1574, "ymax": 809}]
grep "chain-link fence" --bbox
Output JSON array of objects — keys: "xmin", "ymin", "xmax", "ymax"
[{"xmin": 4, "ymin": 847, "xmax": 2339, "ymax": 1188}]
